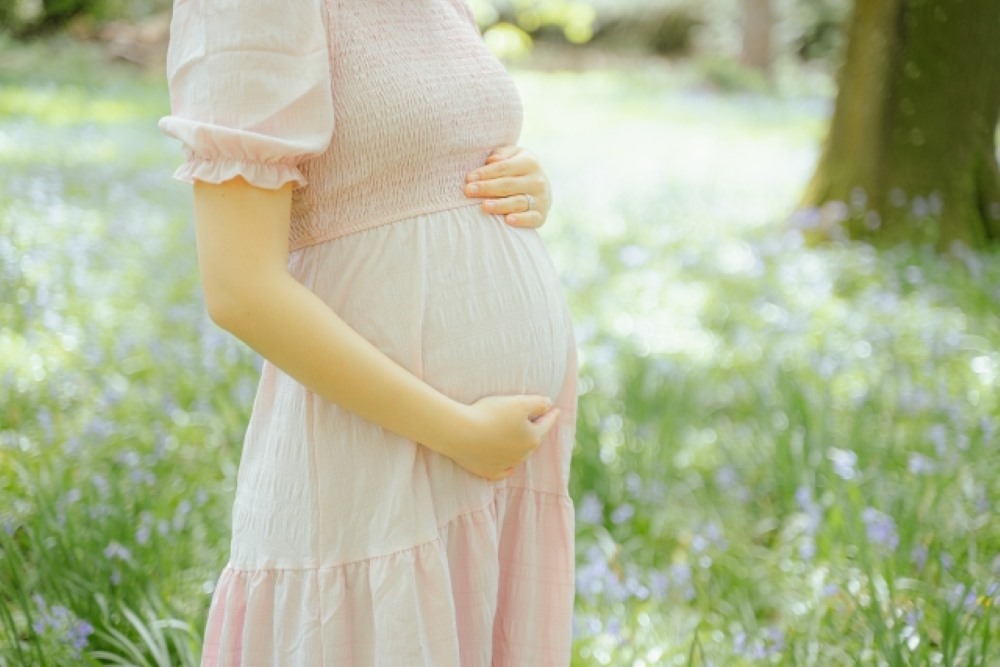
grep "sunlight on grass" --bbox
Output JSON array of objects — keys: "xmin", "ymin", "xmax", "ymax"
[{"xmin": 0, "ymin": 86, "xmax": 151, "ymax": 125}]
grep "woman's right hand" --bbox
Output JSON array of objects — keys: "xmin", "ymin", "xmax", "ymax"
[{"xmin": 439, "ymin": 395, "xmax": 561, "ymax": 481}]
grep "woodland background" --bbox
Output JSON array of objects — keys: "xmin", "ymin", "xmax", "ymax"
[{"xmin": 1, "ymin": 0, "xmax": 998, "ymax": 664}]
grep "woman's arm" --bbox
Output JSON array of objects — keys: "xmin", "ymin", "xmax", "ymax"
[{"xmin": 193, "ymin": 176, "xmax": 558, "ymax": 480}]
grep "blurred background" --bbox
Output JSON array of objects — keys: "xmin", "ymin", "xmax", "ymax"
[{"xmin": 1, "ymin": 0, "xmax": 998, "ymax": 665}]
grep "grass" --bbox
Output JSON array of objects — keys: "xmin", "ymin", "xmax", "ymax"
[{"xmin": 1, "ymin": 35, "xmax": 998, "ymax": 665}]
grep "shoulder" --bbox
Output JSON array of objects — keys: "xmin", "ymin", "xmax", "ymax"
[{"xmin": 444, "ymin": 0, "xmax": 479, "ymax": 30}]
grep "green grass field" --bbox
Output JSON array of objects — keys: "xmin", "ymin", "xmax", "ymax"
[{"xmin": 1, "ymin": 36, "xmax": 998, "ymax": 666}]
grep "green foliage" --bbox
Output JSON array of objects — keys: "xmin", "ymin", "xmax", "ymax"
[
  {"xmin": 0, "ymin": 0, "xmax": 170, "ymax": 37},
  {"xmin": 520, "ymin": 67, "xmax": 999, "ymax": 665},
  {"xmin": 475, "ymin": 0, "xmax": 851, "ymax": 65},
  {"xmin": 1, "ymin": 39, "xmax": 997, "ymax": 665}
]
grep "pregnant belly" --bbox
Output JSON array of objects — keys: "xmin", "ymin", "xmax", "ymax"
[{"xmin": 290, "ymin": 205, "xmax": 571, "ymax": 404}]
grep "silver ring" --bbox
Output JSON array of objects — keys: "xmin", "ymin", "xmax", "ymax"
[{"xmin": 525, "ymin": 193, "xmax": 535, "ymax": 211}]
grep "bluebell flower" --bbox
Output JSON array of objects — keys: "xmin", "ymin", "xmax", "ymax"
[
  {"xmin": 31, "ymin": 594, "xmax": 93, "ymax": 657},
  {"xmin": 576, "ymin": 492, "xmax": 603, "ymax": 525},
  {"xmin": 691, "ymin": 521, "xmax": 728, "ymax": 554},
  {"xmin": 715, "ymin": 466, "xmax": 738, "ymax": 488},
  {"xmin": 173, "ymin": 499, "xmax": 193, "ymax": 531},
  {"xmin": 907, "ymin": 453, "xmax": 936, "ymax": 475},
  {"xmin": 928, "ymin": 192, "xmax": 943, "ymax": 216},
  {"xmin": 610, "ymin": 503, "xmax": 634, "ymax": 526},
  {"xmin": 828, "ymin": 448, "xmax": 858, "ymax": 480},
  {"xmin": 863, "ymin": 210, "xmax": 882, "ymax": 230},
  {"xmin": 572, "ymin": 613, "xmax": 602, "ymax": 639},
  {"xmin": 68, "ymin": 620, "xmax": 94, "ymax": 652},
  {"xmin": 671, "ymin": 563, "xmax": 695, "ymax": 601},
  {"xmin": 789, "ymin": 207, "xmax": 821, "ymax": 230},
  {"xmin": 795, "ymin": 486, "xmax": 822, "ymax": 532},
  {"xmin": 649, "ymin": 571, "xmax": 669, "ymax": 599},
  {"xmin": 927, "ymin": 423, "xmax": 948, "ymax": 456},
  {"xmin": 624, "ymin": 471, "xmax": 642, "ymax": 497},
  {"xmin": 910, "ymin": 544, "xmax": 928, "ymax": 571},
  {"xmin": 90, "ymin": 473, "xmax": 109, "ymax": 498},
  {"xmin": 733, "ymin": 625, "xmax": 785, "ymax": 660},
  {"xmin": 982, "ymin": 417, "xmax": 997, "ymax": 443},
  {"xmin": 849, "ymin": 186, "xmax": 867, "ymax": 211},
  {"xmin": 103, "ymin": 541, "xmax": 132, "ymax": 562},
  {"xmin": 862, "ymin": 507, "xmax": 899, "ymax": 550},
  {"xmin": 575, "ymin": 546, "xmax": 610, "ymax": 602},
  {"xmin": 624, "ymin": 574, "xmax": 649, "ymax": 601}
]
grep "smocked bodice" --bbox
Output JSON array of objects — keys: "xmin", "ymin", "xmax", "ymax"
[{"xmin": 290, "ymin": 1, "xmax": 523, "ymax": 249}]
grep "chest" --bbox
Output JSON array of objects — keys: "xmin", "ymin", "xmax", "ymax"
[{"xmin": 326, "ymin": 0, "xmax": 523, "ymax": 154}]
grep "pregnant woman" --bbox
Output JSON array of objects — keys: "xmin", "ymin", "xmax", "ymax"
[{"xmin": 159, "ymin": 1, "xmax": 577, "ymax": 664}]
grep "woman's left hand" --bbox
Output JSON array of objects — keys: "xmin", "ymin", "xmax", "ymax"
[{"xmin": 464, "ymin": 146, "xmax": 552, "ymax": 229}]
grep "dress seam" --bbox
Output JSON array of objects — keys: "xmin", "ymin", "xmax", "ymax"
[
  {"xmin": 224, "ymin": 486, "xmax": 571, "ymax": 574},
  {"xmin": 498, "ymin": 485, "xmax": 573, "ymax": 501},
  {"xmin": 288, "ymin": 199, "xmax": 486, "ymax": 251}
]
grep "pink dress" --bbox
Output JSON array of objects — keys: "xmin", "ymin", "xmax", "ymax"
[{"xmin": 158, "ymin": 1, "xmax": 577, "ymax": 665}]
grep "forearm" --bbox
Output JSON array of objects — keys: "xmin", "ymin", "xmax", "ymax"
[
  {"xmin": 213, "ymin": 270, "xmax": 466, "ymax": 454},
  {"xmin": 191, "ymin": 177, "xmax": 465, "ymax": 455}
]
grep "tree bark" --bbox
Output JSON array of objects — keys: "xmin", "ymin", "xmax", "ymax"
[
  {"xmin": 740, "ymin": 0, "xmax": 773, "ymax": 72},
  {"xmin": 799, "ymin": 0, "xmax": 1000, "ymax": 248}
]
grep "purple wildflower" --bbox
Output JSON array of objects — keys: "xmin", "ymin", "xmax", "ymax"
[
  {"xmin": 907, "ymin": 453, "xmax": 936, "ymax": 475},
  {"xmin": 605, "ymin": 616, "xmax": 622, "ymax": 639},
  {"xmin": 828, "ymin": 448, "xmax": 858, "ymax": 480},
  {"xmin": 927, "ymin": 424, "xmax": 948, "ymax": 456},
  {"xmin": 911, "ymin": 544, "xmax": 928, "ymax": 571},
  {"xmin": 671, "ymin": 563, "xmax": 695, "ymax": 601},
  {"xmin": 577, "ymin": 492, "xmax": 603, "ymax": 525},
  {"xmin": 691, "ymin": 521, "xmax": 728, "ymax": 554},
  {"xmin": 624, "ymin": 471, "xmax": 642, "ymax": 497},
  {"xmin": 103, "ymin": 541, "xmax": 132, "ymax": 562},
  {"xmin": 31, "ymin": 595, "xmax": 94, "ymax": 657},
  {"xmin": 610, "ymin": 503, "xmax": 634, "ymax": 525},
  {"xmin": 862, "ymin": 508, "xmax": 899, "ymax": 550},
  {"xmin": 649, "ymin": 571, "xmax": 669, "ymax": 598}
]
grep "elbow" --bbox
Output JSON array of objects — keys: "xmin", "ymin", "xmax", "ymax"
[
  {"xmin": 201, "ymin": 279, "xmax": 251, "ymax": 335},
  {"xmin": 201, "ymin": 268, "xmax": 287, "ymax": 337}
]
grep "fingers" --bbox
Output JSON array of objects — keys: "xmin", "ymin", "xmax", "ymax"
[
  {"xmin": 463, "ymin": 146, "xmax": 549, "ymax": 230},
  {"xmin": 467, "ymin": 149, "xmax": 537, "ymax": 184},
  {"xmin": 481, "ymin": 193, "xmax": 531, "ymax": 215},
  {"xmin": 484, "ymin": 145, "xmax": 523, "ymax": 165},
  {"xmin": 523, "ymin": 395, "xmax": 554, "ymax": 420},
  {"xmin": 478, "ymin": 193, "xmax": 545, "ymax": 229},
  {"xmin": 530, "ymin": 408, "xmax": 562, "ymax": 439},
  {"xmin": 503, "ymin": 211, "xmax": 545, "ymax": 229},
  {"xmin": 464, "ymin": 176, "xmax": 526, "ymax": 199}
]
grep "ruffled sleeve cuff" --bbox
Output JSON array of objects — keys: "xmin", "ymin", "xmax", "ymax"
[
  {"xmin": 159, "ymin": 115, "xmax": 327, "ymax": 190},
  {"xmin": 171, "ymin": 156, "xmax": 308, "ymax": 190}
]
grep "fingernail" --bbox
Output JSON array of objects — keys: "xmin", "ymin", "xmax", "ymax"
[
  {"xmin": 484, "ymin": 201, "xmax": 495, "ymax": 212},
  {"xmin": 467, "ymin": 172, "xmax": 480, "ymax": 182},
  {"xmin": 466, "ymin": 183, "xmax": 479, "ymax": 195}
]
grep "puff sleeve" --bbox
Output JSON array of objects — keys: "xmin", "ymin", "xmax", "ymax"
[{"xmin": 157, "ymin": 0, "xmax": 334, "ymax": 190}]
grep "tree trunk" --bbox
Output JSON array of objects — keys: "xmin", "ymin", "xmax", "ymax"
[
  {"xmin": 799, "ymin": 0, "xmax": 1000, "ymax": 248},
  {"xmin": 740, "ymin": 0, "xmax": 772, "ymax": 72}
]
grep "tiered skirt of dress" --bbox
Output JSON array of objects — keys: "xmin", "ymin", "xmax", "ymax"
[{"xmin": 200, "ymin": 203, "xmax": 577, "ymax": 667}]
